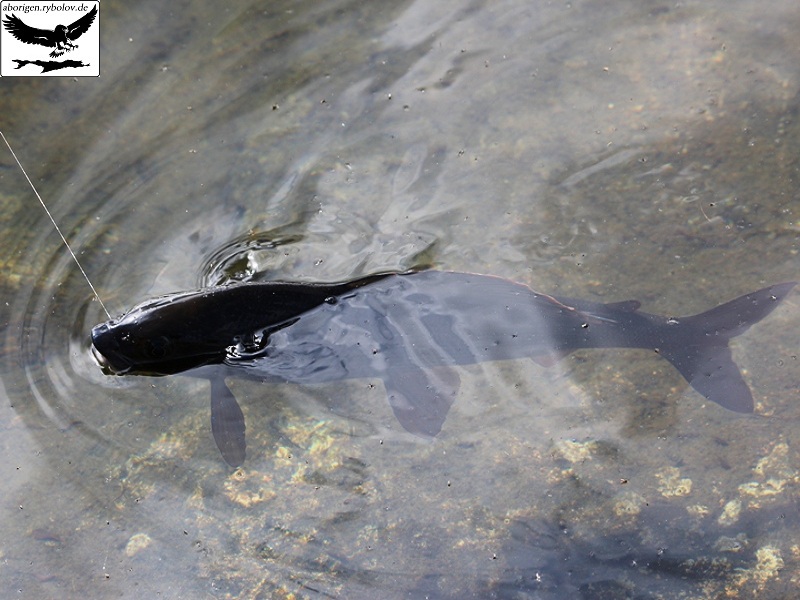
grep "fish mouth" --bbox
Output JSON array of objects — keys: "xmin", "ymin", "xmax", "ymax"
[
  {"xmin": 91, "ymin": 344, "xmax": 110, "ymax": 371},
  {"xmin": 91, "ymin": 343, "xmax": 132, "ymax": 375},
  {"xmin": 90, "ymin": 323, "xmax": 133, "ymax": 375}
]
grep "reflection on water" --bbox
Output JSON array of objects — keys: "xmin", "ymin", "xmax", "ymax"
[{"xmin": 0, "ymin": 0, "xmax": 798, "ymax": 597}]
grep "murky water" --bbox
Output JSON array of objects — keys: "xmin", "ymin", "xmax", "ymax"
[{"xmin": 1, "ymin": 0, "xmax": 798, "ymax": 597}]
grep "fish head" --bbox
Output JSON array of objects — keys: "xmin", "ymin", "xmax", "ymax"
[{"xmin": 91, "ymin": 291, "xmax": 233, "ymax": 376}]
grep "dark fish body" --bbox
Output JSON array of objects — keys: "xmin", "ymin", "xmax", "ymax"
[
  {"xmin": 90, "ymin": 273, "xmax": 390, "ymax": 376},
  {"xmin": 91, "ymin": 271, "xmax": 796, "ymax": 467}
]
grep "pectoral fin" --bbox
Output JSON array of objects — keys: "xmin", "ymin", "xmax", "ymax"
[
  {"xmin": 210, "ymin": 378, "xmax": 247, "ymax": 467},
  {"xmin": 383, "ymin": 366, "xmax": 459, "ymax": 437}
]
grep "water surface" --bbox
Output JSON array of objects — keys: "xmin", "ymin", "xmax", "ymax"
[{"xmin": 1, "ymin": 0, "xmax": 798, "ymax": 597}]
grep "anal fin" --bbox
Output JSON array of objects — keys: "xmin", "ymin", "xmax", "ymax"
[{"xmin": 532, "ymin": 350, "xmax": 570, "ymax": 368}]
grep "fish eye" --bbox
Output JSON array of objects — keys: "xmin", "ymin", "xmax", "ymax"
[{"xmin": 145, "ymin": 336, "xmax": 172, "ymax": 359}]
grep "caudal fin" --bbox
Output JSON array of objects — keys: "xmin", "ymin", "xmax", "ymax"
[{"xmin": 660, "ymin": 282, "xmax": 795, "ymax": 413}]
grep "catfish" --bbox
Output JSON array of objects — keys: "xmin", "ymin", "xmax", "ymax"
[{"xmin": 90, "ymin": 271, "xmax": 796, "ymax": 467}]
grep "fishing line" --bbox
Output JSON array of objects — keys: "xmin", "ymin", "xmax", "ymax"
[{"xmin": 1, "ymin": 131, "xmax": 112, "ymax": 319}]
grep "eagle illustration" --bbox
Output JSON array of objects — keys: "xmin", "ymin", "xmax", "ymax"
[{"xmin": 3, "ymin": 6, "xmax": 97, "ymax": 58}]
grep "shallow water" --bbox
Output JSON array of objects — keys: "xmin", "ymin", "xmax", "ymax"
[{"xmin": 1, "ymin": 0, "xmax": 798, "ymax": 597}]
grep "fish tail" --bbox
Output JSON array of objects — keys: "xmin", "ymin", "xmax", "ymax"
[{"xmin": 658, "ymin": 282, "xmax": 795, "ymax": 412}]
